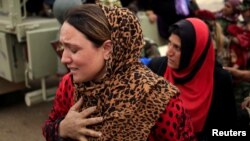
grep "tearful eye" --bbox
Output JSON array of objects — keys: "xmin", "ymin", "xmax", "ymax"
[
  {"xmin": 72, "ymin": 50, "xmax": 77, "ymax": 53},
  {"xmin": 70, "ymin": 48, "xmax": 78, "ymax": 53}
]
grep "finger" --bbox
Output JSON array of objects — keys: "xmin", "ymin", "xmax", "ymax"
[
  {"xmin": 70, "ymin": 97, "xmax": 83, "ymax": 111},
  {"xmin": 82, "ymin": 117, "xmax": 103, "ymax": 126},
  {"xmin": 241, "ymin": 101, "xmax": 248, "ymax": 109},
  {"xmin": 241, "ymin": 102, "xmax": 246, "ymax": 109},
  {"xmin": 78, "ymin": 136, "xmax": 88, "ymax": 141},
  {"xmin": 244, "ymin": 96, "xmax": 250, "ymax": 101},
  {"xmin": 80, "ymin": 106, "xmax": 97, "ymax": 118},
  {"xmin": 247, "ymin": 102, "xmax": 250, "ymax": 108},
  {"xmin": 223, "ymin": 67, "xmax": 232, "ymax": 72},
  {"xmin": 80, "ymin": 128, "xmax": 102, "ymax": 138},
  {"xmin": 245, "ymin": 107, "xmax": 250, "ymax": 115}
]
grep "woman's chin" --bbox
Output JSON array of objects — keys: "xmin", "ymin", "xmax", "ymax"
[
  {"xmin": 72, "ymin": 75, "xmax": 81, "ymax": 83},
  {"xmin": 167, "ymin": 63, "xmax": 177, "ymax": 69}
]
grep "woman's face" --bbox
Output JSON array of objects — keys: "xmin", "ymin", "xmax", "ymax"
[
  {"xmin": 222, "ymin": 2, "xmax": 234, "ymax": 16},
  {"xmin": 60, "ymin": 22, "xmax": 107, "ymax": 83},
  {"xmin": 166, "ymin": 33, "xmax": 181, "ymax": 69},
  {"xmin": 246, "ymin": 21, "xmax": 250, "ymax": 31},
  {"xmin": 241, "ymin": 9, "xmax": 250, "ymax": 22}
]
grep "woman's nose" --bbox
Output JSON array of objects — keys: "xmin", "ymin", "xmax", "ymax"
[
  {"xmin": 166, "ymin": 45, "xmax": 173, "ymax": 56},
  {"xmin": 61, "ymin": 50, "xmax": 71, "ymax": 64}
]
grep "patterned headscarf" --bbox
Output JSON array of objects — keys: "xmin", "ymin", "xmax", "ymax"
[{"xmin": 74, "ymin": 4, "xmax": 179, "ymax": 140}]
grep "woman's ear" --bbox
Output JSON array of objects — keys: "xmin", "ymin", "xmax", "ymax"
[{"xmin": 102, "ymin": 40, "xmax": 113, "ymax": 60}]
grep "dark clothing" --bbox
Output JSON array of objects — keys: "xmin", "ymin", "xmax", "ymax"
[
  {"xmin": 147, "ymin": 56, "xmax": 167, "ymax": 76},
  {"xmin": 138, "ymin": 0, "xmax": 189, "ymax": 39},
  {"xmin": 44, "ymin": 0, "xmax": 55, "ymax": 5},
  {"xmin": 26, "ymin": 0, "xmax": 44, "ymax": 14},
  {"xmin": 148, "ymin": 56, "xmax": 238, "ymax": 139},
  {"xmin": 120, "ymin": 0, "xmax": 135, "ymax": 7}
]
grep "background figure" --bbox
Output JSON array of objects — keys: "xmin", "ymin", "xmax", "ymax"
[
  {"xmin": 227, "ymin": 22, "xmax": 250, "ymax": 69},
  {"xmin": 223, "ymin": 66, "xmax": 250, "ymax": 130},
  {"xmin": 141, "ymin": 38, "xmax": 161, "ymax": 58},
  {"xmin": 43, "ymin": 4, "xmax": 195, "ymax": 141},
  {"xmin": 25, "ymin": 0, "xmax": 44, "ymax": 16},
  {"xmin": 148, "ymin": 18, "xmax": 237, "ymax": 140},
  {"xmin": 98, "ymin": 0, "xmax": 122, "ymax": 7},
  {"xmin": 214, "ymin": 0, "xmax": 241, "ymax": 35},
  {"xmin": 238, "ymin": 0, "xmax": 250, "ymax": 22},
  {"xmin": 140, "ymin": 38, "xmax": 161, "ymax": 66},
  {"xmin": 195, "ymin": 9, "xmax": 231, "ymax": 67},
  {"xmin": 25, "ymin": 0, "xmax": 56, "ymax": 17},
  {"xmin": 120, "ymin": 0, "xmax": 138, "ymax": 14},
  {"xmin": 225, "ymin": 0, "xmax": 250, "ymax": 130},
  {"xmin": 43, "ymin": 0, "xmax": 56, "ymax": 17},
  {"xmin": 225, "ymin": 0, "xmax": 250, "ymax": 69},
  {"xmin": 139, "ymin": 0, "xmax": 195, "ymax": 41}
]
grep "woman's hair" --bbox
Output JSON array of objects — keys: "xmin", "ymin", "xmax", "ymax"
[
  {"xmin": 168, "ymin": 27, "xmax": 181, "ymax": 39},
  {"xmin": 63, "ymin": 4, "xmax": 111, "ymax": 47},
  {"xmin": 168, "ymin": 20, "xmax": 196, "ymax": 71}
]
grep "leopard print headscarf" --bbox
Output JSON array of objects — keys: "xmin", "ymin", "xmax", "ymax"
[{"xmin": 75, "ymin": 4, "xmax": 179, "ymax": 141}]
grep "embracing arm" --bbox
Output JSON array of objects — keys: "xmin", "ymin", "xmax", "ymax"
[
  {"xmin": 223, "ymin": 67, "xmax": 250, "ymax": 82},
  {"xmin": 42, "ymin": 74, "xmax": 103, "ymax": 141},
  {"xmin": 148, "ymin": 96, "xmax": 196, "ymax": 141},
  {"xmin": 42, "ymin": 74, "xmax": 74, "ymax": 141}
]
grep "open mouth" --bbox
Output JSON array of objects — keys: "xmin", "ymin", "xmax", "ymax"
[{"xmin": 68, "ymin": 68, "xmax": 79, "ymax": 74}]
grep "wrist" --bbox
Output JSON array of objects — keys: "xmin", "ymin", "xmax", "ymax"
[
  {"xmin": 59, "ymin": 120, "xmax": 67, "ymax": 138},
  {"xmin": 245, "ymin": 107, "xmax": 250, "ymax": 118}
]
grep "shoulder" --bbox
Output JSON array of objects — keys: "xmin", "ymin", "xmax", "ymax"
[
  {"xmin": 59, "ymin": 73, "xmax": 73, "ymax": 88},
  {"xmin": 147, "ymin": 56, "xmax": 167, "ymax": 76},
  {"xmin": 150, "ymin": 96, "xmax": 195, "ymax": 140},
  {"xmin": 61, "ymin": 73, "xmax": 72, "ymax": 82},
  {"xmin": 57, "ymin": 73, "xmax": 74, "ymax": 99}
]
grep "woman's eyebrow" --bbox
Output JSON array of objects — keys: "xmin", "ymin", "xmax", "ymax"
[{"xmin": 60, "ymin": 41, "xmax": 78, "ymax": 48}]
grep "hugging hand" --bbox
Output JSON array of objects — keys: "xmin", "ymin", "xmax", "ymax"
[{"xmin": 59, "ymin": 97, "xmax": 103, "ymax": 141}]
